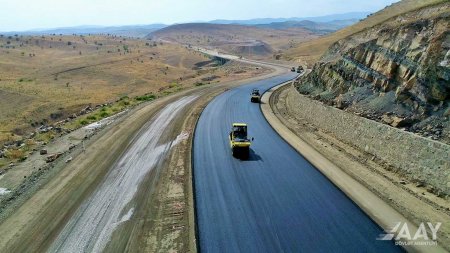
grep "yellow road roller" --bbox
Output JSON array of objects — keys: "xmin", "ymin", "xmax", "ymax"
[{"xmin": 229, "ymin": 123, "xmax": 253, "ymax": 159}]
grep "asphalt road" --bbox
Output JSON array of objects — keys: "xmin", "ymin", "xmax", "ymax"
[{"xmin": 193, "ymin": 73, "xmax": 402, "ymax": 252}]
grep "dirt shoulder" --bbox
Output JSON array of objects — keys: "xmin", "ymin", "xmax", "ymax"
[
  {"xmin": 0, "ymin": 58, "xmax": 286, "ymax": 252},
  {"xmin": 262, "ymin": 83, "xmax": 449, "ymax": 252}
]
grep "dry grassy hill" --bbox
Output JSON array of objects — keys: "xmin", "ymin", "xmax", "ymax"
[
  {"xmin": 0, "ymin": 34, "xmax": 267, "ymax": 152},
  {"xmin": 286, "ymin": 0, "xmax": 449, "ymax": 65},
  {"xmin": 148, "ymin": 23, "xmax": 319, "ymax": 59}
]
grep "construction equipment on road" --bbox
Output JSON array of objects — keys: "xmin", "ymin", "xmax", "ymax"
[
  {"xmin": 229, "ymin": 123, "xmax": 253, "ymax": 159},
  {"xmin": 250, "ymin": 89, "xmax": 261, "ymax": 103}
]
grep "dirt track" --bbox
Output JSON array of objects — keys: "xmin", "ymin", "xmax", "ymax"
[
  {"xmin": 49, "ymin": 96, "xmax": 198, "ymax": 252},
  {"xmin": 0, "ymin": 57, "xmax": 287, "ymax": 252}
]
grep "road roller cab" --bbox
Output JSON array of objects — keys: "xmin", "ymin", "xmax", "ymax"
[
  {"xmin": 229, "ymin": 123, "xmax": 253, "ymax": 159},
  {"xmin": 250, "ymin": 89, "xmax": 261, "ymax": 103}
]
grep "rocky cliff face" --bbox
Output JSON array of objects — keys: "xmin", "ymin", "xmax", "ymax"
[{"xmin": 295, "ymin": 3, "xmax": 450, "ymax": 143}]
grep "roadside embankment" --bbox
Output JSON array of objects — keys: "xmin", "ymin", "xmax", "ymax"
[
  {"xmin": 285, "ymin": 84, "xmax": 450, "ymax": 197},
  {"xmin": 262, "ymin": 83, "xmax": 450, "ymax": 252}
]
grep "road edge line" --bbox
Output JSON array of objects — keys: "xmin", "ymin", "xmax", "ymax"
[{"xmin": 260, "ymin": 81, "xmax": 446, "ymax": 253}]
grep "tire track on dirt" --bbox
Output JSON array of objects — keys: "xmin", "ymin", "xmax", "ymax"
[{"xmin": 49, "ymin": 95, "xmax": 198, "ymax": 252}]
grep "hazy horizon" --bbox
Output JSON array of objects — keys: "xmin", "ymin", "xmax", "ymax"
[{"xmin": 0, "ymin": 0, "xmax": 399, "ymax": 32}]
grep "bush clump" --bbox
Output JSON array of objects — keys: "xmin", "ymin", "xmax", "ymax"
[
  {"xmin": 135, "ymin": 94, "xmax": 156, "ymax": 101},
  {"xmin": 99, "ymin": 112, "xmax": 109, "ymax": 118},
  {"xmin": 79, "ymin": 119, "xmax": 89, "ymax": 125}
]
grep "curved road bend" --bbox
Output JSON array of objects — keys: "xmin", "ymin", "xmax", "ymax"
[{"xmin": 193, "ymin": 73, "xmax": 402, "ymax": 252}]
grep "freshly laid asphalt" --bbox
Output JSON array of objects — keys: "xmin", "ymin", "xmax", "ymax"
[{"xmin": 193, "ymin": 72, "xmax": 402, "ymax": 252}]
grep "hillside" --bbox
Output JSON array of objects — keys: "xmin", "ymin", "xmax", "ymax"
[
  {"xmin": 294, "ymin": 1, "xmax": 450, "ymax": 143},
  {"xmin": 0, "ymin": 33, "xmax": 268, "ymax": 159},
  {"xmin": 147, "ymin": 23, "xmax": 319, "ymax": 59},
  {"xmin": 286, "ymin": 0, "xmax": 449, "ymax": 65}
]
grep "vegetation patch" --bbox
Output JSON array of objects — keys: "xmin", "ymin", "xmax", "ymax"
[{"xmin": 135, "ymin": 94, "xmax": 156, "ymax": 101}]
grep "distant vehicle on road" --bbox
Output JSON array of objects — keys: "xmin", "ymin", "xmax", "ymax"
[
  {"xmin": 291, "ymin": 67, "xmax": 296, "ymax": 72},
  {"xmin": 229, "ymin": 123, "xmax": 253, "ymax": 159},
  {"xmin": 297, "ymin": 66, "xmax": 304, "ymax": 73},
  {"xmin": 250, "ymin": 89, "xmax": 261, "ymax": 103}
]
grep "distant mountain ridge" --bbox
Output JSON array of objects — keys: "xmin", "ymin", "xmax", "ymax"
[
  {"xmin": 255, "ymin": 19, "xmax": 359, "ymax": 34},
  {"xmin": 209, "ymin": 12, "xmax": 370, "ymax": 25},
  {"xmin": 2, "ymin": 24, "xmax": 168, "ymax": 38},
  {"xmin": 2, "ymin": 12, "xmax": 370, "ymax": 37}
]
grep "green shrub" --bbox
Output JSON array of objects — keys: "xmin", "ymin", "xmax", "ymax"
[
  {"xmin": 135, "ymin": 94, "xmax": 156, "ymax": 101},
  {"xmin": 100, "ymin": 112, "xmax": 109, "ymax": 118}
]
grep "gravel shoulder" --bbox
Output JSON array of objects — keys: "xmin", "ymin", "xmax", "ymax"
[{"xmin": 262, "ymin": 83, "xmax": 450, "ymax": 252}]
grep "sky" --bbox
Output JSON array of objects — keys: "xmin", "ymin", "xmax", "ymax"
[{"xmin": 0, "ymin": 0, "xmax": 399, "ymax": 32}]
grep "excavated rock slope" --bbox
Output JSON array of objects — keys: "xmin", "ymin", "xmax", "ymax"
[{"xmin": 295, "ymin": 2, "xmax": 450, "ymax": 143}]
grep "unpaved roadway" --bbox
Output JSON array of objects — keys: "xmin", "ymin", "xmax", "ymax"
[{"xmin": 49, "ymin": 96, "xmax": 198, "ymax": 252}]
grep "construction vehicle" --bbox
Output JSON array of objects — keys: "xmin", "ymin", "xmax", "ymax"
[
  {"xmin": 297, "ymin": 66, "xmax": 304, "ymax": 73},
  {"xmin": 291, "ymin": 67, "xmax": 296, "ymax": 72},
  {"xmin": 229, "ymin": 123, "xmax": 253, "ymax": 159},
  {"xmin": 250, "ymin": 89, "xmax": 261, "ymax": 103}
]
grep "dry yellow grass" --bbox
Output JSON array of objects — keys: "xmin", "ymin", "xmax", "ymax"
[
  {"xmin": 285, "ymin": 0, "xmax": 448, "ymax": 65},
  {"xmin": 0, "ymin": 34, "xmax": 267, "ymax": 145}
]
